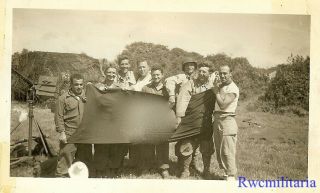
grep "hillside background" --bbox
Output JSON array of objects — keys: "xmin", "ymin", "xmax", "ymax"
[{"xmin": 11, "ymin": 42, "xmax": 309, "ymax": 115}]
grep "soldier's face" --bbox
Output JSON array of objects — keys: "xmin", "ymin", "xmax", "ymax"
[
  {"xmin": 198, "ymin": 67, "xmax": 210, "ymax": 82},
  {"xmin": 105, "ymin": 67, "xmax": 117, "ymax": 82},
  {"xmin": 119, "ymin": 59, "xmax": 130, "ymax": 74},
  {"xmin": 184, "ymin": 63, "xmax": 196, "ymax": 75},
  {"xmin": 219, "ymin": 66, "xmax": 232, "ymax": 84},
  {"xmin": 151, "ymin": 70, "xmax": 163, "ymax": 84},
  {"xmin": 71, "ymin": 79, "xmax": 84, "ymax": 95},
  {"xmin": 138, "ymin": 61, "xmax": 150, "ymax": 77}
]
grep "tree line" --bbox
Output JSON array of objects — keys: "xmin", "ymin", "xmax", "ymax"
[{"xmin": 11, "ymin": 42, "xmax": 310, "ymax": 115}]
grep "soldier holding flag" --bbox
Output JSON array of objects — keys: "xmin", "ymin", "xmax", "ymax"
[{"xmin": 174, "ymin": 62, "xmax": 217, "ymax": 178}]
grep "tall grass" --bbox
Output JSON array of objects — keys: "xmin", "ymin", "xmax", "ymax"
[{"xmin": 10, "ymin": 101, "xmax": 308, "ymax": 179}]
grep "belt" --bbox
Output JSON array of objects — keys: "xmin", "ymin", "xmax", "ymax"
[{"xmin": 214, "ymin": 111, "xmax": 236, "ymax": 117}]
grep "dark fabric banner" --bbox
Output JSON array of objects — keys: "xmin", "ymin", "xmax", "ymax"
[
  {"xmin": 68, "ymin": 84, "xmax": 215, "ymax": 144},
  {"xmin": 68, "ymin": 84, "xmax": 176, "ymax": 144},
  {"xmin": 169, "ymin": 90, "xmax": 215, "ymax": 142}
]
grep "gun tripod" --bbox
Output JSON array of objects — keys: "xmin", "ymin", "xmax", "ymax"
[{"xmin": 10, "ymin": 86, "xmax": 52, "ymax": 167}]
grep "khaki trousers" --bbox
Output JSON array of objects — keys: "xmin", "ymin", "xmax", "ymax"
[
  {"xmin": 175, "ymin": 137, "xmax": 214, "ymax": 171},
  {"xmin": 213, "ymin": 115, "xmax": 238, "ymax": 176},
  {"xmin": 55, "ymin": 142, "xmax": 77, "ymax": 177}
]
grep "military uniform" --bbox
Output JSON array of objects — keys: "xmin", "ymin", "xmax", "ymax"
[
  {"xmin": 175, "ymin": 78, "xmax": 215, "ymax": 177},
  {"xmin": 165, "ymin": 73, "xmax": 196, "ymax": 98},
  {"xmin": 115, "ymin": 71, "xmax": 136, "ymax": 90},
  {"xmin": 165, "ymin": 57, "xmax": 198, "ymax": 103},
  {"xmin": 55, "ymin": 89, "xmax": 86, "ymax": 177}
]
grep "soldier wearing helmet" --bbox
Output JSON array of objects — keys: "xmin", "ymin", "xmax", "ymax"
[{"xmin": 165, "ymin": 58, "xmax": 198, "ymax": 107}]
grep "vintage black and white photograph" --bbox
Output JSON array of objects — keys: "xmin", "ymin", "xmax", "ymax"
[{"xmin": 9, "ymin": 8, "xmax": 310, "ymax": 182}]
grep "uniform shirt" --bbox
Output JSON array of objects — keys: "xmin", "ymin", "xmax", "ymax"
[
  {"xmin": 115, "ymin": 71, "xmax": 136, "ymax": 90},
  {"xmin": 141, "ymin": 82, "xmax": 169, "ymax": 97},
  {"xmin": 165, "ymin": 72, "xmax": 217, "ymax": 97},
  {"xmin": 214, "ymin": 81, "xmax": 239, "ymax": 115},
  {"xmin": 131, "ymin": 72, "xmax": 152, "ymax": 91},
  {"xmin": 94, "ymin": 82, "xmax": 121, "ymax": 91},
  {"xmin": 176, "ymin": 78, "xmax": 214, "ymax": 117},
  {"xmin": 164, "ymin": 73, "xmax": 195, "ymax": 97},
  {"xmin": 55, "ymin": 90, "xmax": 86, "ymax": 136}
]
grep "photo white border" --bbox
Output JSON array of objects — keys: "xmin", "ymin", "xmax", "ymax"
[{"xmin": 1, "ymin": 0, "xmax": 319, "ymax": 193}]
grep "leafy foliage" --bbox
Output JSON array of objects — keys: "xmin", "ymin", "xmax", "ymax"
[
  {"xmin": 117, "ymin": 42, "xmax": 269, "ymax": 100},
  {"xmin": 117, "ymin": 42, "xmax": 203, "ymax": 78},
  {"xmin": 260, "ymin": 55, "xmax": 309, "ymax": 114},
  {"xmin": 12, "ymin": 43, "xmax": 309, "ymax": 109},
  {"xmin": 12, "ymin": 50, "xmax": 102, "ymax": 83},
  {"xmin": 205, "ymin": 54, "xmax": 269, "ymax": 99}
]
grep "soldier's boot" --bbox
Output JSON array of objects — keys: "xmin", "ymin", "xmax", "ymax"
[
  {"xmin": 180, "ymin": 155, "xmax": 192, "ymax": 178},
  {"xmin": 202, "ymin": 155, "xmax": 211, "ymax": 179},
  {"xmin": 160, "ymin": 169, "xmax": 170, "ymax": 179}
]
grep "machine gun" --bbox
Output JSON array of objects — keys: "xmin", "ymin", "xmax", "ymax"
[{"xmin": 11, "ymin": 72, "xmax": 58, "ymax": 167}]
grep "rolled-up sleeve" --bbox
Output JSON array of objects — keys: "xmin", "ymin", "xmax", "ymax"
[
  {"xmin": 165, "ymin": 74, "xmax": 185, "ymax": 96},
  {"xmin": 176, "ymin": 81, "xmax": 192, "ymax": 117},
  {"xmin": 128, "ymin": 71, "xmax": 137, "ymax": 85},
  {"xmin": 209, "ymin": 71, "xmax": 217, "ymax": 85},
  {"xmin": 55, "ymin": 96, "xmax": 65, "ymax": 133}
]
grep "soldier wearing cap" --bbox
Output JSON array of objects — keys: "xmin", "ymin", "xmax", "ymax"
[
  {"xmin": 175, "ymin": 62, "xmax": 217, "ymax": 178},
  {"xmin": 55, "ymin": 73, "xmax": 87, "ymax": 177}
]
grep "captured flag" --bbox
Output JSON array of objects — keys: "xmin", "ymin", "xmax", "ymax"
[
  {"xmin": 68, "ymin": 84, "xmax": 215, "ymax": 144},
  {"xmin": 169, "ymin": 90, "xmax": 215, "ymax": 141},
  {"xmin": 68, "ymin": 84, "xmax": 176, "ymax": 144}
]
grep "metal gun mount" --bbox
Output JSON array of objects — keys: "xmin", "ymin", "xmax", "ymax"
[
  {"xmin": 11, "ymin": 72, "xmax": 57, "ymax": 169},
  {"xmin": 11, "ymin": 85, "xmax": 53, "ymax": 165},
  {"xmin": 26, "ymin": 86, "xmax": 36, "ymax": 157}
]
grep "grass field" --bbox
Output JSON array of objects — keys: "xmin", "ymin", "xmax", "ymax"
[{"xmin": 10, "ymin": 99, "xmax": 308, "ymax": 180}]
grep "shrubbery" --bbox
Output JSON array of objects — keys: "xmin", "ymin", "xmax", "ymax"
[
  {"xmin": 15, "ymin": 42, "xmax": 307, "ymax": 108},
  {"xmin": 118, "ymin": 42, "xmax": 269, "ymax": 100},
  {"xmin": 12, "ymin": 50, "xmax": 102, "ymax": 83},
  {"xmin": 258, "ymin": 55, "xmax": 309, "ymax": 116}
]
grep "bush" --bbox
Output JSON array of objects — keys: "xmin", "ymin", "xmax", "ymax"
[
  {"xmin": 259, "ymin": 55, "xmax": 309, "ymax": 115},
  {"xmin": 118, "ymin": 44, "xmax": 268, "ymax": 101}
]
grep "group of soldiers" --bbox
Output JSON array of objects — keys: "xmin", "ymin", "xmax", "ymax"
[{"xmin": 54, "ymin": 56, "xmax": 239, "ymax": 180}]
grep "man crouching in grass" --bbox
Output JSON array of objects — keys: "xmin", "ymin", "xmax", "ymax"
[{"xmin": 212, "ymin": 65, "xmax": 239, "ymax": 180}]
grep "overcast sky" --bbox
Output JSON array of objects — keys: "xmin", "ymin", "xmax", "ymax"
[{"xmin": 12, "ymin": 9, "xmax": 310, "ymax": 68}]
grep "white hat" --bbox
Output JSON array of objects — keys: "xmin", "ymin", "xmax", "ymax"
[{"xmin": 68, "ymin": 161, "xmax": 89, "ymax": 178}]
